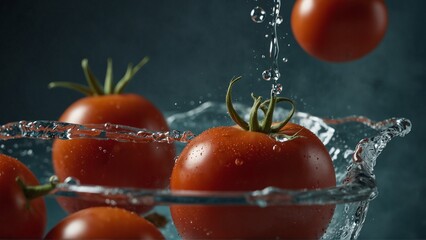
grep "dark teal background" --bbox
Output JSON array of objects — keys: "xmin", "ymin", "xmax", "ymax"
[{"xmin": 1, "ymin": 0, "xmax": 425, "ymax": 238}]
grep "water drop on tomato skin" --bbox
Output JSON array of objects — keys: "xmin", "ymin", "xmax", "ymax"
[
  {"xmin": 234, "ymin": 158, "xmax": 244, "ymax": 166},
  {"xmin": 272, "ymin": 145, "xmax": 281, "ymax": 152}
]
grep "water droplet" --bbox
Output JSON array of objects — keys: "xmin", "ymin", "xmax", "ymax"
[
  {"xmin": 282, "ymin": 57, "xmax": 288, "ymax": 63},
  {"xmin": 264, "ymin": 34, "xmax": 269, "ymax": 38},
  {"xmin": 250, "ymin": 6, "xmax": 266, "ymax": 23},
  {"xmin": 272, "ymin": 83, "xmax": 283, "ymax": 95},
  {"xmin": 104, "ymin": 122, "xmax": 112, "ymax": 129},
  {"xmin": 272, "ymin": 145, "xmax": 281, "ymax": 152},
  {"xmin": 49, "ymin": 175, "xmax": 60, "ymax": 184},
  {"xmin": 276, "ymin": 15, "xmax": 283, "ymax": 25},
  {"xmin": 130, "ymin": 198, "xmax": 140, "ymax": 205},
  {"xmin": 105, "ymin": 199, "xmax": 117, "ymax": 206},
  {"xmin": 234, "ymin": 158, "xmax": 244, "ymax": 166},
  {"xmin": 272, "ymin": 134, "xmax": 289, "ymax": 142},
  {"xmin": 344, "ymin": 204, "xmax": 350, "ymax": 213},
  {"xmin": 271, "ymin": 69, "xmax": 280, "ymax": 81},
  {"xmin": 262, "ymin": 69, "xmax": 272, "ymax": 81},
  {"xmin": 64, "ymin": 177, "xmax": 80, "ymax": 185},
  {"xmin": 26, "ymin": 149, "xmax": 34, "ymax": 156}
]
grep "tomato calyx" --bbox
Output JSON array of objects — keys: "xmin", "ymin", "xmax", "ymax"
[
  {"xmin": 48, "ymin": 57, "xmax": 149, "ymax": 95},
  {"xmin": 16, "ymin": 175, "xmax": 58, "ymax": 201},
  {"xmin": 226, "ymin": 76, "xmax": 296, "ymax": 135}
]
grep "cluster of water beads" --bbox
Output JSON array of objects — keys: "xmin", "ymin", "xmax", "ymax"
[{"xmin": 250, "ymin": 0, "xmax": 285, "ymax": 96}]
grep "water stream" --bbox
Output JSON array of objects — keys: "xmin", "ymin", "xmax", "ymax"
[{"xmin": 251, "ymin": 0, "xmax": 284, "ymax": 95}]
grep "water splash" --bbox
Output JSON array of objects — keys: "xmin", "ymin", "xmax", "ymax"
[
  {"xmin": 0, "ymin": 102, "xmax": 411, "ymax": 206},
  {"xmin": 324, "ymin": 117, "xmax": 411, "ymax": 239},
  {"xmin": 0, "ymin": 120, "xmax": 195, "ymax": 144},
  {"xmin": 16, "ymin": 111, "xmax": 408, "ymax": 206},
  {"xmin": 0, "ymin": 102, "xmax": 412, "ymax": 239},
  {"xmin": 325, "ymin": 117, "xmax": 412, "ymax": 173}
]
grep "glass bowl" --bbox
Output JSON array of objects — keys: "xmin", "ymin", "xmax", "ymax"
[{"xmin": 0, "ymin": 101, "xmax": 411, "ymax": 239}]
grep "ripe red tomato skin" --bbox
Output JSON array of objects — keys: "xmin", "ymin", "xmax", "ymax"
[
  {"xmin": 45, "ymin": 207, "xmax": 164, "ymax": 239},
  {"xmin": 57, "ymin": 94, "xmax": 167, "ymax": 130},
  {"xmin": 170, "ymin": 123, "xmax": 336, "ymax": 239},
  {"xmin": 52, "ymin": 93, "xmax": 175, "ymax": 213},
  {"xmin": 291, "ymin": 0, "xmax": 388, "ymax": 62},
  {"xmin": 0, "ymin": 153, "xmax": 46, "ymax": 239}
]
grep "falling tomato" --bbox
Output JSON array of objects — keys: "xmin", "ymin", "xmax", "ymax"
[{"xmin": 291, "ymin": 0, "xmax": 388, "ymax": 62}]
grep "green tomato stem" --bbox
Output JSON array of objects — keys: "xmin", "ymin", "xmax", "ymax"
[
  {"xmin": 114, "ymin": 56, "xmax": 149, "ymax": 94},
  {"xmin": 114, "ymin": 62, "xmax": 133, "ymax": 94},
  {"xmin": 48, "ymin": 57, "xmax": 150, "ymax": 96},
  {"xmin": 261, "ymin": 90, "xmax": 277, "ymax": 133},
  {"xmin": 249, "ymin": 94, "xmax": 262, "ymax": 132},
  {"xmin": 16, "ymin": 176, "xmax": 57, "ymax": 201},
  {"xmin": 225, "ymin": 76, "xmax": 296, "ymax": 134},
  {"xmin": 226, "ymin": 76, "xmax": 249, "ymax": 130},
  {"xmin": 104, "ymin": 58, "xmax": 114, "ymax": 94},
  {"xmin": 48, "ymin": 82, "xmax": 93, "ymax": 96},
  {"xmin": 270, "ymin": 97, "xmax": 296, "ymax": 133},
  {"xmin": 81, "ymin": 59, "xmax": 104, "ymax": 96}
]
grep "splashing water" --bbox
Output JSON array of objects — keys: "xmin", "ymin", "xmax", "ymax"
[
  {"xmin": 0, "ymin": 120, "xmax": 195, "ymax": 143},
  {"xmin": 0, "ymin": 102, "xmax": 411, "ymax": 239},
  {"xmin": 251, "ymin": 0, "xmax": 284, "ymax": 95}
]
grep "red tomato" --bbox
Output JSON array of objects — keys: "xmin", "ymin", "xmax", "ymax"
[
  {"xmin": 170, "ymin": 123, "xmax": 336, "ymax": 239},
  {"xmin": 45, "ymin": 207, "xmax": 164, "ymax": 239},
  {"xmin": 52, "ymin": 94, "xmax": 175, "ymax": 213},
  {"xmin": 0, "ymin": 153, "xmax": 46, "ymax": 238},
  {"xmin": 50, "ymin": 58, "xmax": 175, "ymax": 214},
  {"xmin": 291, "ymin": 0, "xmax": 388, "ymax": 62}
]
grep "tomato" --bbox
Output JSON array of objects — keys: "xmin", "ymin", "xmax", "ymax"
[
  {"xmin": 45, "ymin": 207, "xmax": 164, "ymax": 239},
  {"xmin": 291, "ymin": 0, "xmax": 388, "ymax": 62},
  {"xmin": 0, "ymin": 153, "xmax": 46, "ymax": 238},
  {"xmin": 50, "ymin": 58, "xmax": 175, "ymax": 214},
  {"xmin": 170, "ymin": 77, "xmax": 336, "ymax": 239},
  {"xmin": 170, "ymin": 124, "xmax": 336, "ymax": 239}
]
